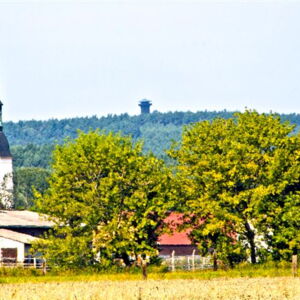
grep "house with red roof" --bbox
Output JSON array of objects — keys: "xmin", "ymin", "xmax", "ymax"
[{"xmin": 158, "ymin": 212, "xmax": 199, "ymax": 256}]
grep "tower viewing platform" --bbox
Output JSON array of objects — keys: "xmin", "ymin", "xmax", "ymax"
[{"xmin": 139, "ymin": 99, "xmax": 152, "ymax": 114}]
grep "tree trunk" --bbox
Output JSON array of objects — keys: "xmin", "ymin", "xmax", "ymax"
[
  {"xmin": 213, "ymin": 250, "xmax": 218, "ymax": 271},
  {"xmin": 292, "ymin": 254, "xmax": 298, "ymax": 277},
  {"xmin": 142, "ymin": 263, "xmax": 147, "ymax": 280},
  {"xmin": 137, "ymin": 255, "xmax": 148, "ymax": 280},
  {"xmin": 245, "ymin": 221, "xmax": 257, "ymax": 264}
]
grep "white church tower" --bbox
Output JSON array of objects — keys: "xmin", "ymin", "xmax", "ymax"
[{"xmin": 0, "ymin": 101, "xmax": 13, "ymax": 209}]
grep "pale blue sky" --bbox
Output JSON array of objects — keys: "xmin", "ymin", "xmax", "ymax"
[{"xmin": 0, "ymin": 0, "xmax": 299, "ymax": 121}]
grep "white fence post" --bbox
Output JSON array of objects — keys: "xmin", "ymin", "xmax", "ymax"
[
  {"xmin": 192, "ymin": 249, "xmax": 195, "ymax": 271},
  {"xmin": 43, "ymin": 259, "xmax": 47, "ymax": 275},
  {"xmin": 292, "ymin": 255, "xmax": 298, "ymax": 277},
  {"xmin": 171, "ymin": 250, "xmax": 175, "ymax": 272}
]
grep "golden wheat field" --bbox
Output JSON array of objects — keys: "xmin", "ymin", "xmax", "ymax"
[{"xmin": 0, "ymin": 277, "xmax": 299, "ymax": 300}]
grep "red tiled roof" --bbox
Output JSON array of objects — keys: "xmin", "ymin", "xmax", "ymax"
[
  {"xmin": 158, "ymin": 212, "xmax": 193, "ymax": 245},
  {"xmin": 158, "ymin": 230, "xmax": 192, "ymax": 245}
]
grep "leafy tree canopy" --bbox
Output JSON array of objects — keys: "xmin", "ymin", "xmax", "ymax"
[
  {"xmin": 170, "ymin": 111, "xmax": 300, "ymax": 266},
  {"xmin": 33, "ymin": 131, "xmax": 174, "ymax": 268},
  {"xmin": 13, "ymin": 167, "xmax": 51, "ymax": 209}
]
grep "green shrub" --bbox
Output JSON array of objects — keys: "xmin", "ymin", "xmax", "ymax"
[{"xmin": 0, "ymin": 267, "xmax": 43, "ymax": 277}]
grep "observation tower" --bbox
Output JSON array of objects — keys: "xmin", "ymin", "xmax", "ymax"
[{"xmin": 139, "ymin": 99, "xmax": 152, "ymax": 114}]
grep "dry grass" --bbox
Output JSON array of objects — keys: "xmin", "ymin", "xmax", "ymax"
[{"xmin": 0, "ymin": 277, "xmax": 299, "ymax": 300}]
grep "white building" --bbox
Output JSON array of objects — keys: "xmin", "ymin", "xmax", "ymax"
[
  {"xmin": 0, "ymin": 229, "xmax": 38, "ymax": 263},
  {"xmin": 0, "ymin": 210, "xmax": 54, "ymax": 263},
  {"xmin": 0, "ymin": 101, "xmax": 13, "ymax": 209}
]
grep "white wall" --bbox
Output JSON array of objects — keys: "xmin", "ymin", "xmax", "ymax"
[
  {"xmin": 0, "ymin": 157, "xmax": 13, "ymax": 189},
  {"xmin": 0, "ymin": 237, "xmax": 25, "ymax": 262},
  {"xmin": 0, "ymin": 157, "xmax": 13, "ymax": 208}
]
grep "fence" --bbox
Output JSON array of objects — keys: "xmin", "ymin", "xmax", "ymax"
[
  {"xmin": 162, "ymin": 250, "xmax": 212, "ymax": 271},
  {"xmin": 0, "ymin": 257, "xmax": 47, "ymax": 270}
]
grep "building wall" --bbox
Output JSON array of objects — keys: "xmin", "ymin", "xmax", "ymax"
[
  {"xmin": 0, "ymin": 157, "xmax": 13, "ymax": 189},
  {"xmin": 159, "ymin": 245, "xmax": 199, "ymax": 256},
  {"xmin": 0, "ymin": 157, "xmax": 13, "ymax": 208},
  {"xmin": 0, "ymin": 237, "xmax": 24, "ymax": 262}
]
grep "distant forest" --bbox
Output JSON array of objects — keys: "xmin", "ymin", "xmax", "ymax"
[
  {"xmin": 6, "ymin": 110, "xmax": 300, "ymax": 169},
  {"xmin": 6, "ymin": 110, "xmax": 300, "ymax": 208}
]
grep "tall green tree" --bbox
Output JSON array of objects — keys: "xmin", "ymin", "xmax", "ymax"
[
  {"xmin": 11, "ymin": 144, "xmax": 54, "ymax": 169},
  {"xmin": 13, "ymin": 167, "xmax": 51, "ymax": 209},
  {"xmin": 170, "ymin": 111, "xmax": 300, "ymax": 266},
  {"xmin": 34, "ymin": 131, "xmax": 173, "ymax": 268}
]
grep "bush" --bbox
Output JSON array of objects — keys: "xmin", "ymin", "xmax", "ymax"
[{"xmin": 0, "ymin": 267, "xmax": 43, "ymax": 277}]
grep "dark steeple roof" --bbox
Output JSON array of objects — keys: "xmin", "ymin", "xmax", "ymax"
[
  {"xmin": 0, "ymin": 132, "xmax": 12, "ymax": 158},
  {"xmin": 0, "ymin": 101, "xmax": 12, "ymax": 158}
]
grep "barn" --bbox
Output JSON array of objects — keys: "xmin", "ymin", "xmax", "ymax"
[
  {"xmin": 0, "ymin": 210, "xmax": 53, "ymax": 263},
  {"xmin": 0, "ymin": 229, "xmax": 39, "ymax": 263}
]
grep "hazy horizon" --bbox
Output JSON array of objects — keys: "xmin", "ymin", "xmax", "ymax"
[
  {"xmin": 4, "ymin": 106, "xmax": 300, "ymax": 123},
  {"xmin": 1, "ymin": 1, "xmax": 300, "ymax": 122}
]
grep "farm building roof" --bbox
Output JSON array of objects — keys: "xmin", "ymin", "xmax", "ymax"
[
  {"xmin": 0, "ymin": 211, "xmax": 195, "ymax": 246},
  {"xmin": 0, "ymin": 228, "xmax": 39, "ymax": 244},
  {"xmin": 158, "ymin": 213, "xmax": 193, "ymax": 246},
  {"xmin": 0, "ymin": 210, "xmax": 54, "ymax": 228}
]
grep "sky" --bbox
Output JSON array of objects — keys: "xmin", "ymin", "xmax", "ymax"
[{"xmin": 0, "ymin": 0, "xmax": 300, "ymax": 121}]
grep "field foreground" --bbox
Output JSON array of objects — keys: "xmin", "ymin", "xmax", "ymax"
[{"xmin": 0, "ymin": 277, "xmax": 299, "ymax": 300}]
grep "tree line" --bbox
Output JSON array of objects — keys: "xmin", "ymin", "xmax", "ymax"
[
  {"xmin": 29, "ymin": 111, "xmax": 299, "ymax": 269},
  {"xmin": 8, "ymin": 110, "xmax": 300, "ymax": 167},
  {"xmin": 8, "ymin": 110, "xmax": 300, "ymax": 209}
]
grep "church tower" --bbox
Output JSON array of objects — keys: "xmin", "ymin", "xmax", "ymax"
[{"xmin": 0, "ymin": 101, "xmax": 13, "ymax": 208}]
